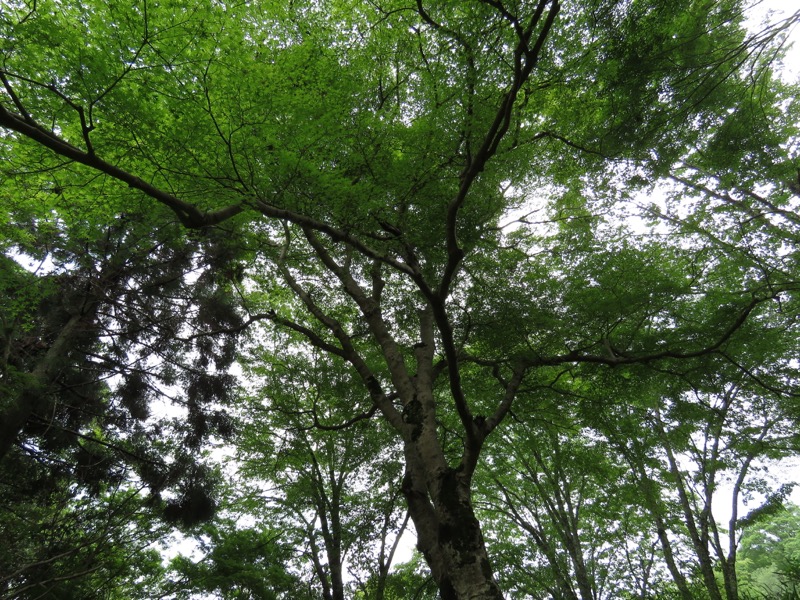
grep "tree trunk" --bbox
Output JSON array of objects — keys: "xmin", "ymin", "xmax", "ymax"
[
  {"xmin": 619, "ymin": 446, "xmax": 694, "ymax": 600},
  {"xmin": 402, "ymin": 457, "xmax": 504, "ymax": 600},
  {"xmin": 721, "ymin": 556, "xmax": 739, "ymax": 600},
  {"xmin": 656, "ymin": 419, "xmax": 724, "ymax": 600}
]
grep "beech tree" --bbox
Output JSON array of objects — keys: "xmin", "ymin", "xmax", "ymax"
[{"xmin": 2, "ymin": 0, "xmax": 800, "ymax": 598}]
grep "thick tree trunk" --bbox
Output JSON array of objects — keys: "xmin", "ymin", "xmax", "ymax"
[{"xmin": 402, "ymin": 458, "xmax": 504, "ymax": 600}]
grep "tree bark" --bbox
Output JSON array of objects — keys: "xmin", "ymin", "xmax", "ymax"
[
  {"xmin": 402, "ymin": 450, "xmax": 504, "ymax": 600},
  {"xmin": 654, "ymin": 416, "xmax": 724, "ymax": 600}
]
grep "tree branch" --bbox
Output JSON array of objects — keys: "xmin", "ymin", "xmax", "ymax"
[
  {"xmin": 525, "ymin": 292, "xmax": 773, "ymax": 369},
  {"xmin": 0, "ymin": 101, "xmax": 243, "ymax": 228}
]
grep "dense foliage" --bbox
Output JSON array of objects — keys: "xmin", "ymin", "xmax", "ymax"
[{"xmin": 1, "ymin": 0, "xmax": 800, "ymax": 598}]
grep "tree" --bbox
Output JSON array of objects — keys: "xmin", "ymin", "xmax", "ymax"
[
  {"xmin": 737, "ymin": 503, "xmax": 800, "ymax": 599},
  {"xmin": 165, "ymin": 520, "xmax": 310, "ymax": 600},
  {"xmin": 356, "ymin": 554, "xmax": 439, "ymax": 600},
  {"xmin": 573, "ymin": 369, "xmax": 800, "ymax": 600},
  {"xmin": 235, "ymin": 351, "xmax": 410, "ymax": 600},
  {"xmin": 476, "ymin": 410, "xmax": 653, "ymax": 599},
  {"xmin": 1, "ymin": 0, "xmax": 799, "ymax": 598},
  {"xmin": 0, "ymin": 115, "xmax": 245, "ymax": 592},
  {"xmin": 0, "ymin": 454, "xmax": 168, "ymax": 599}
]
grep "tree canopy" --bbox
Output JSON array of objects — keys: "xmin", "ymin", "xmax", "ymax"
[{"xmin": 1, "ymin": 0, "xmax": 800, "ymax": 598}]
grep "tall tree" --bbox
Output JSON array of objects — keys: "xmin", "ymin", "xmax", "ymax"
[
  {"xmin": 2, "ymin": 1, "xmax": 799, "ymax": 598},
  {"xmin": 476, "ymin": 413, "xmax": 650, "ymax": 599},
  {"xmin": 0, "ymin": 129, "xmax": 245, "ymax": 593},
  {"xmin": 235, "ymin": 351, "xmax": 409, "ymax": 600}
]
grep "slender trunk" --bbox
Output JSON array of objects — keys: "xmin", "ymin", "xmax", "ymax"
[
  {"xmin": 655, "ymin": 419, "xmax": 724, "ymax": 600},
  {"xmin": 308, "ymin": 528, "xmax": 334, "ymax": 600},
  {"xmin": 326, "ymin": 473, "xmax": 346, "ymax": 600},
  {"xmin": 532, "ymin": 443, "xmax": 594, "ymax": 600},
  {"xmin": 524, "ymin": 449, "xmax": 592, "ymax": 600},
  {"xmin": 720, "ymin": 418, "xmax": 770, "ymax": 600},
  {"xmin": 493, "ymin": 476, "xmax": 577, "ymax": 599},
  {"xmin": 721, "ymin": 556, "xmax": 738, "ymax": 600},
  {"xmin": 653, "ymin": 524, "xmax": 694, "ymax": 600},
  {"xmin": 705, "ymin": 394, "xmax": 735, "ymax": 600},
  {"xmin": 375, "ymin": 508, "xmax": 410, "ymax": 600},
  {"xmin": 620, "ymin": 447, "xmax": 694, "ymax": 600},
  {"xmin": 307, "ymin": 445, "xmax": 346, "ymax": 600}
]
